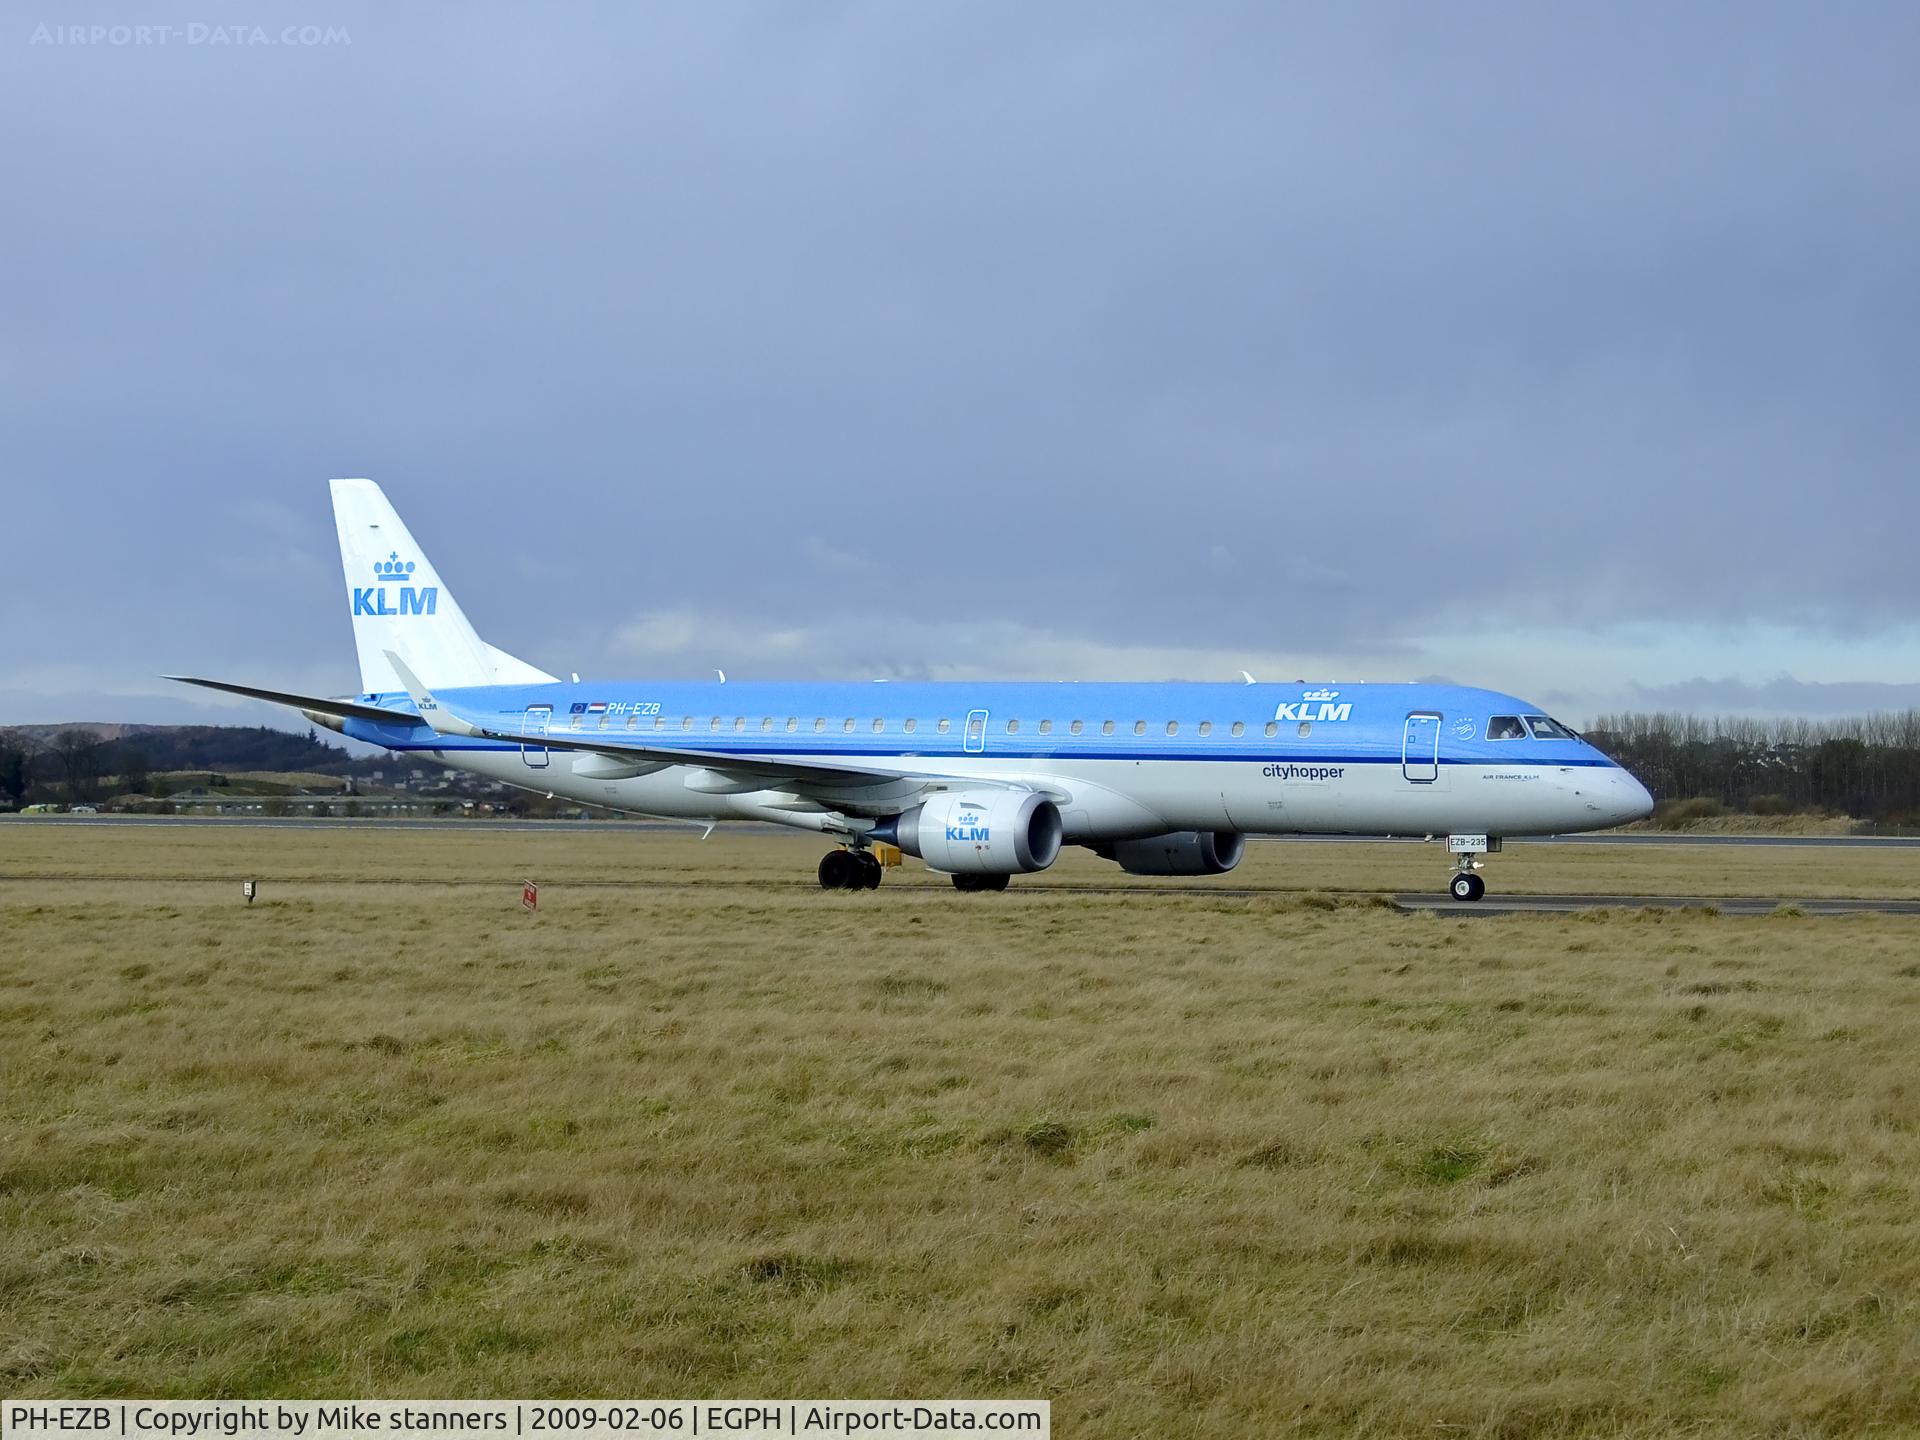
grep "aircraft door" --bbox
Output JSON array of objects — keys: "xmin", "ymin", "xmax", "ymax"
[
  {"xmin": 1402, "ymin": 711, "xmax": 1441, "ymax": 783},
  {"xmin": 963, "ymin": 709, "xmax": 989, "ymax": 754},
  {"xmin": 522, "ymin": 704, "xmax": 552, "ymax": 768}
]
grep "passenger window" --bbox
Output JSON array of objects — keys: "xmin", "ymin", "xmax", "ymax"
[
  {"xmin": 1298, "ymin": 721, "xmax": 1311, "ymax": 738},
  {"xmin": 1166, "ymin": 721, "xmax": 1179, "ymax": 736},
  {"xmin": 1038, "ymin": 719, "xmax": 1053, "ymax": 735},
  {"xmin": 598, "ymin": 712, "xmax": 611, "ymax": 729},
  {"xmin": 1007, "ymin": 718, "xmax": 1020, "ymax": 734},
  {"xmin": 1231, "ymin": 721, "xmax": 1244, "ymax": 737},
  {"xmin": 682, "ymin": 716, "xmax": 694, "ymax": 730},
  {"xmin": 1069, "ymin": 719, "xmax": 1084, "ymax": 735},
  {"xmin": 1133, "ymin": 720, "xmax": 1146, "ymax": 735},
  {"xmin": 653, "ymin": 715, "xmax": 666, "ymax": 730},
  {"xmin": 813, "ymin": 718, "xmax": 826, "ymax": 733},
  {"xmin": 1102, "ymin": 720, "xmax": 1115, "ymax": 736},
  {"xmin": 786, "ymin": 717, "xmax": 798, "ymax": 732},
  {"xmin": 733, "ymin": 717, "xmax": 746, "ymax": 732},
  {"xmin": 710, "ymin": 717, "xmax": 723, "ymax": 732},
  {"xmin": 625, "ymin": 715, "xmax": 637, "ymax": 731},
  {"xmin": 1198, "ymin": 721, "xmax": 1213, "ymax": 737},
  {"xmin": 1486, "ymin": 716, "xmax": 1527, "ymax": 741},
  {"xmin": 761, "ymin": 717, "xmax": 773, "ymax": 731},
  {"xmin": 872, "ymin": 718, "xmax": 884, "ymax": 732},
  {"xmin": 570, "ymin": 714, "xmax": 583, "ymax": 731},
  {"xmin": 937, "ymin": 718, "xmax": 951, "ymax": 733},
  {"xmin": 904, "ymin": 718, "xmax": 917, "ymax": 733},
  {"xmin": 1264, "ymin": 721, "xmax": 1278, "ymax": 737},
  {"xmin": 842, "ymin": 718, "xmax": 855, "ymax": 733}
]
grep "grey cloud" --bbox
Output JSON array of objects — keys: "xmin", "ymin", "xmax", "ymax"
[
  {"xmin": 1626, "ymin": 676, "xmax": 1920, "ymax": 716},
  {"xmin": 803, "ymin": 537, "xmax": 871, "ymax": 575},
  {"xmin": 603, "ymin": 606, "xmax": 1417, "ymax": 686},
  {"xmin": 3, "ymin": 2, "xmax": 1916, "ymax": 722}
]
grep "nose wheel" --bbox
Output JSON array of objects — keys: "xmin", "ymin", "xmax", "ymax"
[
  {"xmin": 1448, "ymin": 871, "xmax": 1486, "ymax": 902},
  {"xmin": 819, "ymin": 848, "xmax": 883, "ymax": 890}
]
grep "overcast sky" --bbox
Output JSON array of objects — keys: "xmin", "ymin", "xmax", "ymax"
[{"xmin": 5, "ymin": 2, "xmax": 1917, "ymax": 727}]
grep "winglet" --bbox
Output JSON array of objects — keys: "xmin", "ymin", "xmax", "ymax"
[{"xmin": 384, "ymin": 650, "xmax": 487, "ymax": 738}]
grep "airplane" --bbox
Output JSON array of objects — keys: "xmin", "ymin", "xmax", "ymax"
[{"xmin": 172, "ymin": 479, "xmax": 1654, "ymax": 900}]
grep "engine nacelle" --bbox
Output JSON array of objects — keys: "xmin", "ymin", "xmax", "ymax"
[
  {"xmin": 880, "ymin": 791, "xmax": 1064, "ymax": 875},
  {"xmin": 1099, "ymin": 830, "xmax": 1246, "ymax": 876}
]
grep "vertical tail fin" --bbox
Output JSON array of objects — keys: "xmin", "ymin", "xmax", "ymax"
[{"xmin": 330, "ymin": 478, "xmax": 556, "ymax": 694}]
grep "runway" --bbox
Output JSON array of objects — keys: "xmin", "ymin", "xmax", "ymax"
[
  {"xmin": 6, "ymin": 814, "xmax": 1917, "ymax": 915},
  {"xmin": 2, "ymin": 866, "xmax": 1914, "ymax": 914},
  {"xmin": 7, "ymin": 814, "xmax": 1919, "ymax": 846},
  {"xmin": 1393, "ymin": 893, "xmax": 1920, "ymax": 917}
]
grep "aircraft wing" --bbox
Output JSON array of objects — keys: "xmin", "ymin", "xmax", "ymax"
[
  {"xmin": 469, "ymin": 723, "xmax": 905, "ymax": 787},
  {"xmin": 470, "ymin": 720, "xmax": 1071, "ymax": 802},
  {"xmin": 383, "ymin": 652, "xmax": 922, "ymax": 791}
]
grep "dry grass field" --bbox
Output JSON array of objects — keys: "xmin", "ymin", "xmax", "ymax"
[{"xmin": 4, "ymin": 824, "xmax": 1920, "ymax": 1436}]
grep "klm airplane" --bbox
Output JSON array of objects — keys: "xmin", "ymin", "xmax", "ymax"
[{"xmin": 173, "ymin": 480, "xmax": 1653, "ymax": 900}]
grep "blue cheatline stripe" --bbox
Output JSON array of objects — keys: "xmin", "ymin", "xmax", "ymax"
[{"xmin": 376, "ymin": 739, "xmax": 1616, "ymax": 769}]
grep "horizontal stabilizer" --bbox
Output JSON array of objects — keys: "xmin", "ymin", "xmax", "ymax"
[{"xmin": 166, "ymin": 675, "xmax": 422, "ymax": 726}]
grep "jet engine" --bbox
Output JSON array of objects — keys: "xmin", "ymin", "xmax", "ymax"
[
  {"xmin": 1098, "ymin": 831, "xmax": 1246, "ymax": 876},
  {"xmin": 877, "ymin": 791, "xmax": 1064, "ymax": 875}
]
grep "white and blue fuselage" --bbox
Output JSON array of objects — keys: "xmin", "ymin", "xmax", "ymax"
[{"xmin": 339, "ymin": 679, "xmax": 1651, "ymax": 842}]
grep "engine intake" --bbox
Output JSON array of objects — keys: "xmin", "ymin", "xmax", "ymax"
[
  {"xmin": 878, "ymin": 791, "xmax": 1064, "ymax": 875},
  {"xmin": 1098, "ymin": 831, "xmax": 1245, "ymax": 876}
]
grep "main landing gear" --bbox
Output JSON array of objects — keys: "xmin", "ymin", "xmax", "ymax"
[
  {"xmin": 1444, "ymin": 834, "xmax": 1499, "ymax": 902},
  {"xmin": 818, "ymin": 847, "xmax": 882, "ymax": 891},
  {"xmin": 816, "ymin": 848, "xmax": 1014, "ymax": 893}
]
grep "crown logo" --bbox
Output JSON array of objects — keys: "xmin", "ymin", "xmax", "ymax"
[
  {"xmin": 374, "ymin": 551, "xmax": 417, "ymax": 582},
  {"xmin": 1302, "ymin": 688, "xmax": 1339, "ymax": 702}
]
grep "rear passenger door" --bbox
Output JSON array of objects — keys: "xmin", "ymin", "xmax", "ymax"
[
  {"xmin": 963, "ymin": 709, "xmax": 989, "ymax": 754},
  {"xmin": 521, "ymin": 704, "xmax": 552, "ymax": 769}
]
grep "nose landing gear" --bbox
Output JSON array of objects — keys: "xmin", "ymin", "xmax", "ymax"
[
  {"xmin": 818, "ymin": 847, "xmax": 883, "ymax": 890},
  {"xmin": 1444, "ymin": 834, "xmax": 1498, "ymax": 902}
]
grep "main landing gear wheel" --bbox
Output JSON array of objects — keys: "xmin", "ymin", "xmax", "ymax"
[
  {"xmin": 818, "ymin": 849, "xmax": 881, "ymax": 890},
  {"xmin": 1449, "ymin": 872, "xmax": 1486, "ymax": 902},
  {"xmin": 951, "ymin": 873, "xmax": 1010, "ymax": 893}
]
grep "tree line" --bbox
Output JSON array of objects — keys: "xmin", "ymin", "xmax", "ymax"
[{"xmin": 1585, "ymin": 710, "xmax": 1920, "ymax": 823}]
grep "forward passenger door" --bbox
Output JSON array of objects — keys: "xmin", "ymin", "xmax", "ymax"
[{"xmin": 1402, "ymin": 711, "xmax": 1441, "ymax": 784}]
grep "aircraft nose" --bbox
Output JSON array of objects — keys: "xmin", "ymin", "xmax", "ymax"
[{"xmin": 1615, "ymin": 770, "xmax": 1654, "ymax": 822}]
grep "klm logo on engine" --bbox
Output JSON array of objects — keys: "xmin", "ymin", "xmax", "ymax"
[
  {"xmin": 352, "ymin": 552, "xmax": 438, "ymax": 618},
  {"xmin": 946, "ymin": 812, "xmax": 989, "ymax": 843},
  {"xmin": 1274, "ymin": 687, "xmax": 1352, "ymax": 723}
]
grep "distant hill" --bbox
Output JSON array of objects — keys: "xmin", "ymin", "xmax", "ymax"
[{"xmin": 1, "ymin": 723, "xmax": 368, "ymax": 776}]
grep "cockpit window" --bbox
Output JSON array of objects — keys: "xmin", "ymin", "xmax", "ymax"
[
  {"xmin": 1525, "ymin": 715, "xmax": 1578, "ymax": 740},
  {"xmin": 1486, "ymin": 716, "xmax": 1527, "ymax": 741}
]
